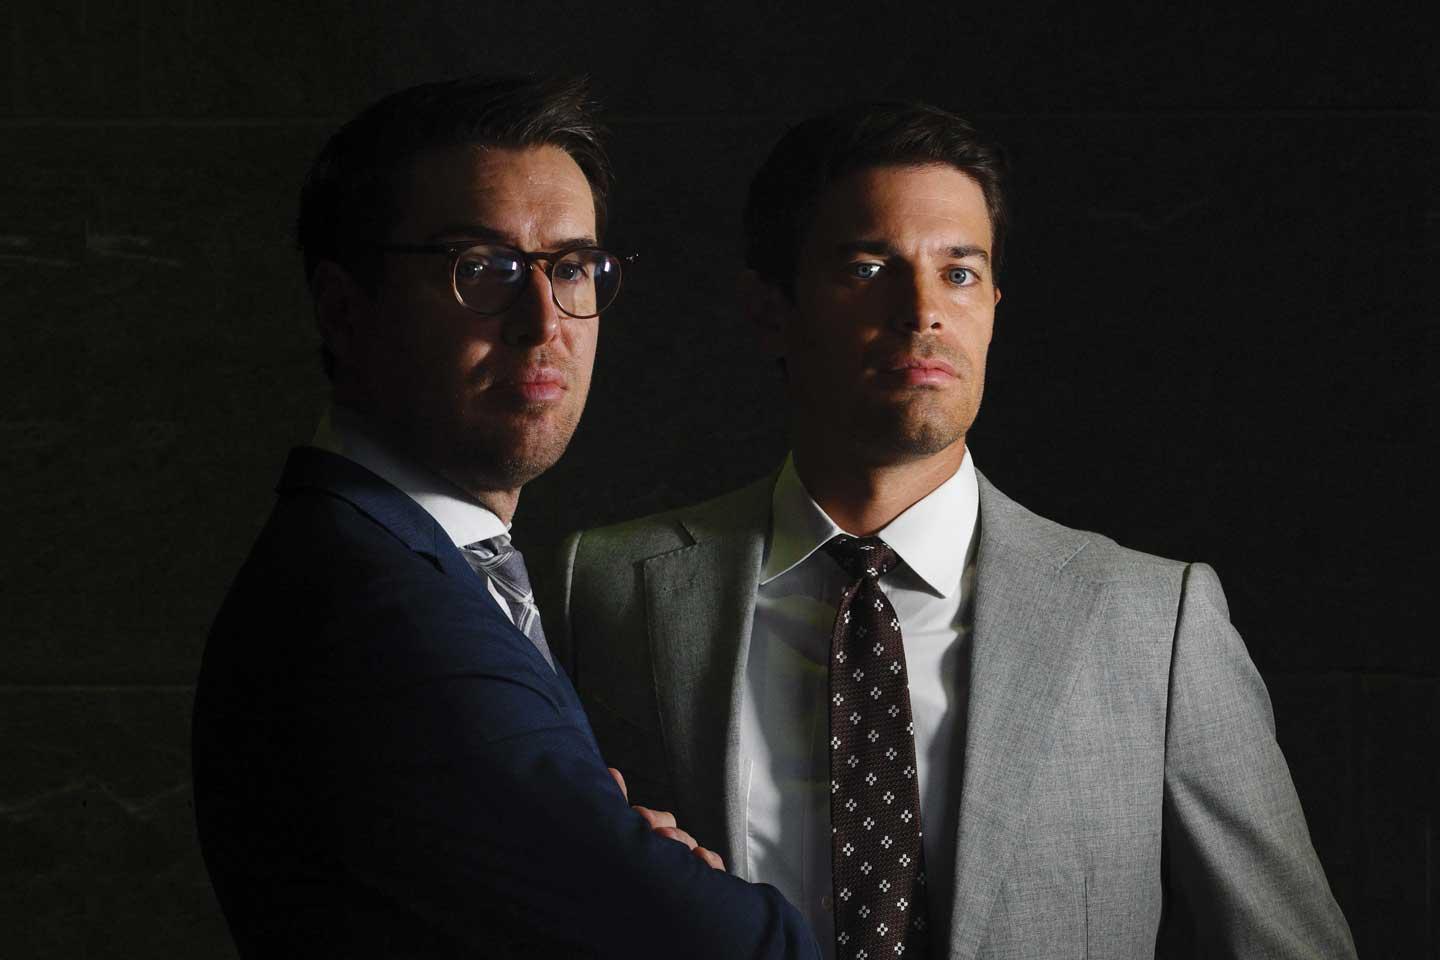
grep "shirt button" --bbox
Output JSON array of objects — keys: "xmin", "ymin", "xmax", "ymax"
[{"xmin": 821, "ymin": 894, "xmax": 833, "ymax": 911}]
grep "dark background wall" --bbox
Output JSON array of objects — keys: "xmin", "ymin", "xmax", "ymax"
[{"xmin": 2, "ymin": 1, "xmax": 1434, "ymax": 956}]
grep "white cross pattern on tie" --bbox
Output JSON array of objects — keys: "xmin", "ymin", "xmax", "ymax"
[{"xmin": 824, "ymin": 535, "xmax": 930, "ymax": 960}]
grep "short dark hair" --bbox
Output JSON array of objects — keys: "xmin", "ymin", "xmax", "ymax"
[
  {"xmin": 743, "ymin": 101, "xmax": 1007, "ymax": 298},
  {"xmin": 297, "ymin": 73, "xmax": 610, "ymax": 291}
]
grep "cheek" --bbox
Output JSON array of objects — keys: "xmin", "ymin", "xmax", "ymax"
[
  {"xmin": 964, "ymin": 316, "xmax": 993, "ymax": 353},
  {"xmin": 784, "ymin": 301, "xmax": 869, "ymax": 367},
  {"xmin": 416, "ymin": 323, "xmax": 481, "ymax": 383},
  {"xmin": 785, "ymin": 335, "xmax": 864, "ymax": 393},
  {"xmin": 373, "ymin": 286, "xmax": 440, "ymax": 365},
  {"xmin": 558, "ymin": 322, "xmax": 599, "ymax": 404},
  {"xmin": 951, "ymin": 302, "xmax": 994, "ymax": 351},
  {"xmin": 566, "ymin": 321, "xmax": 599, "ymax": 371}
]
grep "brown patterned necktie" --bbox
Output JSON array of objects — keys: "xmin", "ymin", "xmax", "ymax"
[{"xmin": 824, "ymin": 535, "xmax": 930, "ymax": 960}]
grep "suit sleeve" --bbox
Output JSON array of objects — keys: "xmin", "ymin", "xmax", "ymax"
[
  {"xmin": 318, "ymin": 563, "xmax": 821, "ymax": 960},
  {"xmin": 1160, "ymin": 562, "xmax": 1356, "ymax": 958}
]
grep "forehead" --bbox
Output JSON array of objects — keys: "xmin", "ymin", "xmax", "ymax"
[
  {"xmin": 391, "ymin": 144, "xmax": 597, "ymax": 243},
  {"xmin": 807, "ymin": 163, "xmax": 991, "ymax": 250}
]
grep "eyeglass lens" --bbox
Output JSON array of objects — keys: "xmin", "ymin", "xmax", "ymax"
[{"xmin": 453, "ymin": 245, "xmax": 622, "ymax": 317}]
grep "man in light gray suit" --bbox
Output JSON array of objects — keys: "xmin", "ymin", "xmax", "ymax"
[{"xmin": 556, "ymin": 102, "xmax": 1355, "ymax": 958}]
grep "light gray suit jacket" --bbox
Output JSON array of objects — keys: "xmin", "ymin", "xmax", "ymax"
[{"xmin": 556, "ymin": 470, "xmax": 1355, "ymax": 959}]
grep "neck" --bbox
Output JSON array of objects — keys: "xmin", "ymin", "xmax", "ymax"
[
  {"xmin": 793, "ymin": 439, "xmax": 967, "ymax": 537},
  {"xmin": 331, "ymin": 389, "xmax": 522, "ymax": 525},
  {"xmin": 456, "ymin": 483, "xmax": 520, "ymax": 526}
]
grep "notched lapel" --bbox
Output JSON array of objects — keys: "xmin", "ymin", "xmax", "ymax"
[
  {"xmin": 642, "ymin": 525, "xmax": 764, "ymax": 878},
  {"xmin": 947, "ymin": 486, "xmax": 1104, "ymax": 959},
  {"xmin": 281, "ymin": 446, "xmax": 462, "ymax": 577}
]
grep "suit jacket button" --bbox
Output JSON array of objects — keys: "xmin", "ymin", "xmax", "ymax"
[{"xmin": 821, "ymin": 894, "xmax": 833, "ymax": 911}]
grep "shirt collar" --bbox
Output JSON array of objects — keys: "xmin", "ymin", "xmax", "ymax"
[
  {"xmin": 311, "ymin": 405, "xmax": 508, "ymax": 548},
  {"xmin": 761, "ymin": 454, "xmax": 843, "ymax": 586},
  {"xmin": 761, "ymin": 449, "xmax": 979, "ymax": 599}
]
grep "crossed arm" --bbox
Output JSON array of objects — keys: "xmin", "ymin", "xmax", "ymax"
[{"xmin": 321, "ymin": 684, "xmax": 819, "ymax": 959}]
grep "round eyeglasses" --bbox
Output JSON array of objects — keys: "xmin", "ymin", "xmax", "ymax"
[{"xmin": 378, "ymin": 242, "xmax": 634, "ymax": 318}]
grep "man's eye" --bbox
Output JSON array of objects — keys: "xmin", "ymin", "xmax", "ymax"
[
  {"xmin": 849, "ymin": 262, "xmax": 882, "ymax": 280},
  {"xmin": 553, "ymin": 261, "xmax": 588, "ymax": 283},
  {"xmin": 946, "ymin": 266, "xmax": 975, "ymax": 285},
  {"xmin": 457, "ymin": 256, "xmax": 524, "ymax": 285}
]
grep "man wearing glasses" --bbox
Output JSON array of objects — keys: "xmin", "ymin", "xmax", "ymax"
[{"xmin": 192, "ymin": 75, "xmax": 820, "ymax": 959}]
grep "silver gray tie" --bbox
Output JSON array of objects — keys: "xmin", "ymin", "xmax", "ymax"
[{"xmin": 462, "ymin": 535, "xmax": 555, "ymax": 671}]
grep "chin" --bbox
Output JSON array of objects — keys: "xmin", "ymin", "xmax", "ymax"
[
  {"xmin": 881, "ymin": 428, "xmax": 963, "ymax": 461},
  {"xmin": 457, "ymin": 413, "xmax": 580, "ymax": 490},
  {"xmin": 449, "ymin": 444, "xmax": 564, "ymax": 493},
  {"xmin": 852, "ymin": 399, "xmax": 973, "ymax": 461},
  {"xmin": 485, "ymin": 454, "xmax": 563, "ymax": 490}
]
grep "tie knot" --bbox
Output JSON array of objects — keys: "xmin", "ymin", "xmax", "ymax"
[
  {"xmin": 463, "ymin": 535, "xmax": 530, "ymax": 590},
  {"xmin": 464, "ymin": 533, "xmax": 511, "ymax": 561},
  {"xmin": 823, "ymin": 535, "xmax": 900, "ymax": 582}
]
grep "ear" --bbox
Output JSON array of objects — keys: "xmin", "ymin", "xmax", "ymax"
[
  {"xmin": 311, "ymin": 260, "xmax": 374, "ymax": 371},
  {"xmin": 738, "ymin": 268, "xmax": 792, "ymax": 356},
  {"xmin": 993, "ymin": 284, "xmax": 1002, "ymax": 307}
]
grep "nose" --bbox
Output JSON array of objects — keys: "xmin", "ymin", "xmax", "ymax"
[
  {"xmin": 501, "ymin": 263, "xmax": 562, "ymax": 348},
  {"xmin": 891, "ymin": 268, "xmax": 944, "ymax": 334}
]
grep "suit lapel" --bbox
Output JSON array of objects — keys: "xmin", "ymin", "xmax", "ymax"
[
  {"xmin": 279, "ymin": 446, "xmax": 451, "ymax": 564},
  {"xmin": 641, "ymin": 478, "xmax": 771, "ymax": 877},
  {"xmin": 280, "ymin": 445, "xmax": 548, "ymax": 670},
  {"xmin": 946, "ymin": 476, "xmax": 1105, "ymax": 959}
]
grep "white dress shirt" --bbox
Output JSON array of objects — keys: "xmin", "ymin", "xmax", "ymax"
[
  {"xmin": 741, "ymin": 451, "xmax": 980, "ymax": 958},
  {"xmin": 311, "ymin": 405, "xmax": 517, "ymax": 626}
]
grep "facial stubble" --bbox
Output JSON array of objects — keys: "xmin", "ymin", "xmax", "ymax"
[
  {"xmin": 455, "ymin": 394, "xmax": 586, "ymax": 492},
  {"xmin": 848, "ymin": 356, "xmax": 985, "ymax": 465}
]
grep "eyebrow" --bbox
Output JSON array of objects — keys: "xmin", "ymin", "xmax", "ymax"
[
  {"xmin": 427, "ymin": 223, "xmax": 599, "ymax": 250},
  {"xmin": 834, "ymin": 240, "xmax": 990, "ymax": 264}
]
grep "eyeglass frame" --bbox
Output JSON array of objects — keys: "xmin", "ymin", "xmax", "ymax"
[{"xmin": 376, "ymin": 240, "xmax": 636, "ymax": 319}]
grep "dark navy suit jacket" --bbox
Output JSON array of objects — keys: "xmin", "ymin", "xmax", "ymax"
[{"xmin": 192, "ymin": 447, "xmax": 820, "ymax": 959}]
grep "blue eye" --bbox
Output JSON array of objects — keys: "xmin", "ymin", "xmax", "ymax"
[
  {"xmin": 946, "ymin": 267, "xmax": 975, "ymax": 285},
  {"xmin": 849, "ymin": 262, "xmax": 882, "ymax": 279}
]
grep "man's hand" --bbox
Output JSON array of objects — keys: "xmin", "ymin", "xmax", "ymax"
[{"xmin": 609, "ymin": 767, "xmax": 726, "ymax": 871}]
